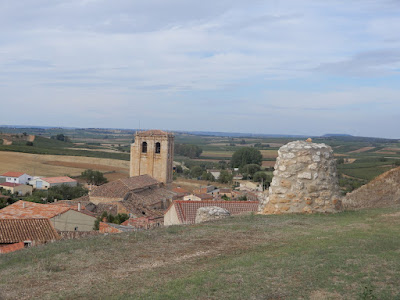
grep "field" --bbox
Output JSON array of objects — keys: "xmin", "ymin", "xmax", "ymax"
[
  {"xmin": 1, "ymin": 206, "xmax": 400, "ymax": 299},
  {"xmin": 0, "ymin": 151, "xmax": 129, "ymax": 180},
  {"xmin": 1, "ymin": 127, "xmax": 400, "ymax": 191}
]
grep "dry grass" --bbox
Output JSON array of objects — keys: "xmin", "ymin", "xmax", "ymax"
[
  {"xmin": 1, "ymin": 207, "xmax": 400, "ymax": 299},
  {"xmin": 0, "ymin": 151, "xmax": 129, "ymax": 177}
]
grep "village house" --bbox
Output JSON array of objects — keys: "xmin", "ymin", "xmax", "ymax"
[
  {"xmin": 70, "ymin": 175, "xmax": 176, "ymax": 222},
  {"xmin": 238, "ymin": 180, "xmax": 263, "ymax": 192},
  {"xmin": 99, "ymin": 222, "xmax": 136, "ymax": 233},
  {"xmin": 0, "ymin": 182, "xmax": 33, "ymax": 196},
  {"xmin": 29, "ymin": 176, "xmax": 77, "ymax": 189},
  {"xmin": 208, "ymin": 170, "xmax": 221, "ymax": 180},
  {"xmin": 0, "ymin": 200, "xmax": 97, "ymax": 232},
  {"xmin": 0, "ymin": 218, "xmax": 60, "ymax": 254},
  {"xmin": 183, "ymin": 193, "xmax": 214, "ymax": 201},
  {"xmin": 171, "ymin": 186, "xmax": 190, "ymax": 200},
  {"xmin": 0, "ymin": 172, "xmax": 32, "ymax": 185},
  {"xmin": 164, "ymin": 200, "xmax": 259, "ymax": 226}
]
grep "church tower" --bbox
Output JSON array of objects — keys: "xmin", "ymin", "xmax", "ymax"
[{"xmin": 130, "ymin": 130, "xmax": 174, "ymax": 184}]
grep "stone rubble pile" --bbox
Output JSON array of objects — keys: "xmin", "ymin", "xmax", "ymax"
[
  {"xmin": 260, "ymin": 140, "xmax": 342, "ymax": 214},
  {"xmin": 195, "ymin": 206, "xmax": 231, "ymax": 224}
]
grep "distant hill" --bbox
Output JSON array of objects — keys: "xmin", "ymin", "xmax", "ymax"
[
  {"xmin": 323, "ymin": 134, "xmax": 353, "ymax": 137},
  {"xmin": 343, "ymin": 166, "xmax": 400, "ymax": 209}
]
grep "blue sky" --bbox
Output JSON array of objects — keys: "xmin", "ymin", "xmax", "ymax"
[{"xmin": 1, "ymin": 0, "xmax": 399, "ymax": 138}]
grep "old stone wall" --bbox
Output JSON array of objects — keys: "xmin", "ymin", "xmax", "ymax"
[{"xmin": 260, "ymin": 141, "xmax": 342, "ymax": 214}]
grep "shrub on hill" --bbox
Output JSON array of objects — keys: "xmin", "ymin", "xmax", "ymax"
[
  {"xmin": 231, "ymin": 147, "xmax": 262, "ymax": 168},
  {"xmin": 81, "ymin": 169, "xmax": 108, "ymax": 186},
  {"xmin": 175, "ymin": 144, "xmax": 203, "ymax": 158}
]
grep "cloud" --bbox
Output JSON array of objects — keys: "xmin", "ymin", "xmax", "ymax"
[{"xmin": 0, "ymin": 0, "xmax": 399, "ymax": 137}]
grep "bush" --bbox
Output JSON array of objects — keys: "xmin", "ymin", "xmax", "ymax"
[
  {"xmin": 81, "ymin": 169, "xmax": 108, "ymax": 186},
  {"xmin": 175, "ymin": 144, "xmax": 203, "ymax": 158},
  {"xmin": 231, "ymin": 147, "xmax": 262, "ymax": 168}
]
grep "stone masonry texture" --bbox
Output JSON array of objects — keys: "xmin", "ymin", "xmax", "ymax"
[{"xmin": 260, "ymin": 141, "xmax": 342, "ymax": 214}]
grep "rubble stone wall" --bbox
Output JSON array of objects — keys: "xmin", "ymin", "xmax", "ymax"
[{"xmin": 260, "ymin": 141, "xmax": 342, "ymax": 214}]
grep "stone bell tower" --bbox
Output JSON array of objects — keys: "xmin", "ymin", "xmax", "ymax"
[{"xmin": 130, "ymin": 130, "xmax": 174, "ymax": 184}]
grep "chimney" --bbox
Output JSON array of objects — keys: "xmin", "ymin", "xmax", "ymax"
[
  {"xmin": 22, "ymin": 202, "xmax": 25, "ymax": 208},
  {"xmin": 78, "ymin": 202, "xmax": 81, "ymax": 212}
]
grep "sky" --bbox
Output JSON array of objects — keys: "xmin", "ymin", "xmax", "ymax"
[{"xmin": 1, "ymin": 0, "xmax": 400, "ymax": 138}]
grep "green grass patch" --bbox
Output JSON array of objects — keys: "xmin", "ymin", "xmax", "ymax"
[{"xmin": 1, "ymin": 207, "xmax": 400, "ymax": 299}]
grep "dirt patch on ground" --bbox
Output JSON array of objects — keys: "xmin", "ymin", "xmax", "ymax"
[{"xmin": 349, "ymin": 147, "xmax": 375, "ymax": 153}]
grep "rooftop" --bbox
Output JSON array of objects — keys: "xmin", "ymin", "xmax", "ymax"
[
  {"xmin": 136, "ymin": 129, "xmax": 174, "ymax": 137},
  {"xmin": 1, "ymin": 172, "xmax": 26, "ymax": 178},
  {"xmin": 0, "ymin": 218, "xmax": 60, "ymax": 244},
  {"xmin": 168, "ymin": 200, "xmax": 259, "ymax": 224},
  {"xmin": 0, "ymin": 201, "xmax": 70, "ymax": 219},
  {"xmin": 90, "ymin": 175, "xmax": 160, "ymax": 198}
]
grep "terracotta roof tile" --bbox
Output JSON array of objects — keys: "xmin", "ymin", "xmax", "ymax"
[
  {"xmin": 169, "ymin": 200, "xmax": 259, "ymax": 224},
  {"xmin": 0, "ymin": 201, "xmax": 70, "ymax": 219},
  {"xmin": 0, "ymin": 218, "xmax": 60, "ymax": 244},
  {"xmin": 1, "ymin": 172, "xmax": 26, "ymax": 177}
]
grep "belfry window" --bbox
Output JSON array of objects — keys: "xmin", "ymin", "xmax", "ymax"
[
  {"xmin": 142, "ymin": 142, "xmax": 147, "ymax": 153},
  {"xmin": 155, "ymin": 142, "xmax": 161, "ymax": 154}
]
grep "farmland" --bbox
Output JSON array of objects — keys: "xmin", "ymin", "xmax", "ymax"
[
  {"xmin": 1, "ymin": 127, "xmax": 400, "ymax": 191},
  {"xmin": 0, "ymin": 151, "xmax": 129, "ymax": 181}
]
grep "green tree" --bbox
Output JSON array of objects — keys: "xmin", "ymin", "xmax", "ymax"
[
  {"xmin": 253, "ymin": 172, "xmax": 272, "ymax": 189},
  {"xmin": 231, "ymin": 147, "xmax": 263, "ymax": 168},
  {"xmin": 218, "ymin": 170, "xmax": 233, "ymax": 184},
  {"xmin": 240, "ymin": 164, "xmax": 261, "ymax": 178},
  {"xmin": 175, "ymin": 144, "xmax": 203, "ymax": 158},
  {"xmin": 175, "ymin": 165, "xmax": 183, "ymax": 173},
  {"xmin": 190, "ymin": 166, "xmax": 204, "ymax": 178},
  {"xmin": 201, "ymin": 171, "xmax": 215, "ymax": 182},
  {"xmin": 24, "ymin": 184, "xmax": 88, "ymax": 203},
  {"xmin": 51, "ymin": 134, "xmax": 71, "ymax": 143},
  {"xmin": 81, "ymin": 169, "xmax": 108, "ymax": 186}
]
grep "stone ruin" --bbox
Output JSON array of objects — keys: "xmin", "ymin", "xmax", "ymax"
[
  {"xmin": 260, "ymin": 140, "xmax": 342, "ymax": 214},
  {"xmin": 195, "ymin": 206, "xmax": 231, "ymax": 224}
]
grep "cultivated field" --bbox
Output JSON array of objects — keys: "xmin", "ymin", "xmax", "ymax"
[
  {"xmin": 0, "ymin": 151, "xmax": 129, "ymax": 180},
  {"xmin": 1, "ymin": 206, "xmax": 400, "ymax": 299}
]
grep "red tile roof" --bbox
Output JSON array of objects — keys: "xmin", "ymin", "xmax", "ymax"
[
  {"xmin": 0, "ymin": 242, "xmax": 25, "ymax": 254},
  {"xmin": 40, "ymin": 176, "xmax": 77, "ymax": 184},
  {"xmin": 0, "ymin": 218, "xmax": 60, "ymax": 244},
  {"xmin": 1, "ymin": 172, "xmax": 25, "ymax": 178},
  {"xmin": 0, "ymin": 182, "xmax": 22, "ymax": 187},
  {"xmin": 0, "ymin": 201, "xmax": 70, "ymax": 219},
  {"xmin": 167, "ymin": 200, "xmax": 259, "ymax": 224}
]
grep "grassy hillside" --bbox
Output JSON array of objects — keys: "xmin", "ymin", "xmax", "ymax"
[{"xmin": 1, "ymin": 207, "xmax": 400, "ymax": 299}]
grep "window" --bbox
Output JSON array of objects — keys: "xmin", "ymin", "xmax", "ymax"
[
  {"xmin": 155, "ymin": 142, "xmax": 161, "ymax": 153},
  {"xmin": 142, "ymin": 142, "xmax": 147, "ymax": 153}
]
